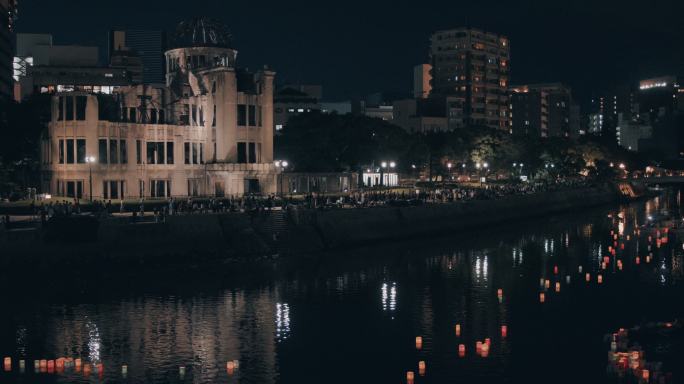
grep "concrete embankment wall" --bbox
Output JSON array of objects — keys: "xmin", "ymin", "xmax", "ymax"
[{"xmin": 0, "ymin": 185, "xmax": 619, "ymax": 264}]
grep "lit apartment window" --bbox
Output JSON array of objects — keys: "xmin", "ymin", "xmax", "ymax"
[{"xmin": 276, "ymin": 124, "xmax": 283, "ymax": 131}]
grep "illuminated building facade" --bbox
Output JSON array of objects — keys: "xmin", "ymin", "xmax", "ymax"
[
  {"xmin": 429, "ymin": 27, "xmax": 510, "ymax": 130},
  {"xmin": 41, "ymin": 18, "xmax": 278, "ymax": 199}
]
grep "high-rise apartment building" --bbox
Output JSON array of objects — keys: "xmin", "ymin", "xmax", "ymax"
[
  {"xmin": 0, "ymin": 0, "xmax": 18, "ymax": 101},
  {"xmin": 510, "ymin": 83, "xmax": 578, "ymax": 138},
  {"xmin": 429, "ymin": 27, "xmax": 510, "ymax": 130}
]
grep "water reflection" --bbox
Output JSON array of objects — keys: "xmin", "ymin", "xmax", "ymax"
[{"xmin": 1, "ymin": 190, "xmax": 684, "ymax": 383}]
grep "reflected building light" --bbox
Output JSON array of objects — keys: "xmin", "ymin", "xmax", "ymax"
[
  {"xmin": 275, "ymin": 303, "xmax": 291, "ymax": 342},
  {"xmin": 85, "ymin": 320, "xmax": 101, "ymax": 363},
  {"xmin": 474, "ymin": 254, "xmax": 489, "ymax": 282},
  {"xmin": 381, "ymin": 282, "xmax": 398, "ymax": 312}
]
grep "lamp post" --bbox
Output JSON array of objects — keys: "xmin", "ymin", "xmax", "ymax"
[
  {"xmin": 275, "ymin": 160, "xmax": 289, "ymax": 197},
  {"xmin": 379, "ymin": 161, "xmax": 396, "ymax": 187},
  {"xmin": 86, "ymin": 156, "xmax": 96, "ymax": 201}
]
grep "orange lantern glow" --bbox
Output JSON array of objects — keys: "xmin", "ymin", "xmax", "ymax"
[
  {"xmin": 613, "ymin": 241, "xmax": 618, "ymax": 247},
  {"xmin": 646, "ymin": 255, "xmax": 651, "ymax": 263},
  {"xmin": 458, "ymin": 344, "xmax": 466, "ymax": 357},
  {"xmin": 553, "ymin": 265, "xmax": 558, "ymax": 274},
  {"xmin": 648, "ymin": 236, "xmax": 652, "ymax": 243},
  {"xmin": 480, "ymin": 342, "xmax": 490, "ymax": 357},
  {"xmin": 604, "ymin": 256, "xmax": 610, "ymax": 264},
  {"xmin": 539, "ymin": 292, "xmax": 545, "ymax": 303},
  {"xmin": 406, "ymin": 371, "xmax": 415, "ymax": 383},
  {"xmin": 620, "ymin": 243, "xmax": 624, "ymax": 250},
  {"xmin": 476, "ymin": 341, "xmax": 483, "ymax": 353},
  {"xmin": 642, "ymin": 369, "xmax": 650, "ymax": 380},
  {"xmin": 636, "ymin": 256, "xmax": 641, "ymax": 265},
  {"xmin": 545, "ymin": 279, "xmax": 550, "ymax": 289},
  {"xmin": 455, "ymin": 324, "xmax": 461, "ymax": 337},
  {"xmin": 597, "ymin": 274, "xmax": 603, "ymax": 284},
  {"xmin": 418, "ymin": 361, "xmax": 426, "ymax": 376},
  {"xmin": 75, "ymin": 358, "xmax": 81, "ymax": 368},
  {"xmin": 47, "ymin": 360, "xmax": 55, "ymax": 373},
  {"xmin": 555, "ymin": 282, "xmax": 560, "ymax": 292},
  {"xmin": 3, "ymin": 357, "xmax": 10, "ymax": 372},
  {"xmin": 415, "ymin": 336, "xmax": 423, "ymax": 350},
  {"xmin": 485, "ymin": 338, "xmax": 491, "ymax": 346},
  {"xmin": 227, "ymin": 361, "xmax": 235, "ymax": 375},
  {"xmin": 613, "ymin": 234, "xmax": 618, "ymax": 240},
  {"xmin": 501, "ymin": 325, "xmax": 508, "ymax": 338},
  {"xmin": 585, "ymin": 273, "xmax": 591, "ymax": 282},
  {"xmin": 617, "ymin": 260, "xmax": 623, "ymax": 270},
  {"xmin": 97, "ymin": 363, "xmax": 103, "ymax": 375},
  {"xmin": 601, "ymin": 262, "xmax": 607, "ymax": 270},
  {"xmin": 626, "ymin": 235, "xmax": 630, "ymax": 241},
  {"xmin": 497, "ymin": 288, "xmax": 503, "ymax": 297},
  {"xmin": 83, "ymin": 363, "xmax": 92, "ymax": 377}
]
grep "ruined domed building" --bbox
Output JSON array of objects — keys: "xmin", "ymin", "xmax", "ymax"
[{"xmin": 41, "ymin": 18, "xmax": 277, "ymax": 199}]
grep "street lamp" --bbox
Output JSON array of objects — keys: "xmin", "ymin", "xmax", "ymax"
[
  {"xmin": 379, "ymin": 160, "xmax": 396, "ymax": 187},
  {"xmin": 85, "ymin": 156, "xmax": 96, "ymax": 201},
  {"xmin": 275, "ymin": 160, "xmax": 288, "ymax": 196}
]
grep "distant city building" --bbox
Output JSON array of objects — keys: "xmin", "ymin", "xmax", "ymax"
[
  {"xmin": 510, "ymin": 83, "xmax": 579, "ymax": 138},
  {"xmin": 13, "ymin": 33, "xmax": 128, "ymax": 100},
  {"xmin": 413, "ymin": 64, "xmax": 431, "ymax": 99},
  {"xmin": 109, "ymin": 29, "xmax": 167, "ymax": 84},
  {"xmin": 0, "ymin": 0, "xmax": 18, "ymax": 101},
  {"xmin": 41, "ymin": 18, "xmax": 278, "ymax": 198},
  {"xmin": 320, "ymin": 101, "xmax": 352, "ymax": 115},
  {"xmin": 273, "ymin": 86, "xmax": 320, "ymax": 132},
  {"xmin": 363, "ymin": 105, "xmax": 394, "ymax": 121},
  {"xmin": 429, "ymin": 27, "xmax": 510, "ymax": 130},
  {"xmin": 393, "ymin": 98, "xmax": 448, "ymax": 133},
  {"xmin": 634, "ymin": 76, "xmax": 682, "ymax": 158},
  {"xmin": 616, "ymin": 112, "xmax": 651, "ymax": 151}
]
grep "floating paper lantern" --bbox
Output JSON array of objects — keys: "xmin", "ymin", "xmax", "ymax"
[
  {"xmin": 578, "ymin": 265, "xmax": 583, "ymax": 273},
  {"xmin": 611, "ymin": 341, "xmax": 617, "ymax": 352},
  {"xmin": 476, "ymin": 341, "xmax": 483, "ymax": 353},
  {"xmin": 75, "ymin": 358, "xmax": 81, "ymax": 368},
  {"xmin": 33, "ymin": 360, "xmax": 39, "ymax": 371},
  {"xmin": 415, "ymin": 336, "xmax": 423, "ymax": 350},
  {"xmin": 646, "ymin": 255, "xmax": 651, "ymax": 263},
  {"xmin": 83, "ymin": 363, "xmax": 91, "ymax": 376},
  {"xmin": 501, "ymin": 325, "xmax": 508, "ymax": 338},
  {"xmin": 555, "ymin": 282, "xmax": 561, "ymax": 292},
  {"xmin": 97, "ymin": 363, "xmax": 103, "ymax": 375},
  {"xmin": 626, "ymin": 235, "xmax": 630, "ymax": 241},
  {"xmin": 458, "ymin": 344, "xmax": 466, "ymax": 357},
  {"xmin": 418, "ymin": 361, "xmax": 426, "ymax": 376},
  {"xmin": 480, "ymin": 342, "xmax": 490, "ymax": 357},
  {"xmin": 585, "ymin": 273, "xmax": 591, "ymax": 282},
  {"xmin": 3, "ymin": 357, "xmax": 10, "ymax": 372},
  {"xmin": 539, "ymin": 292, "xmax": 545, "ymax": 303},
  {"xmin": 455, "ymin": 324, "xmax": 461, "ymax": 337},
  {"xmin": 597, "ymin": 274, "xmax": 603, "ymax": 284},
  {"xmin": 617, "ymin": 260, "xmax": 623, "ymax": 270},
  {"xmin": 545, "ymin": 279, "xmax": 550, "ymax": 289},
  {"xmin": 553, "ymin": 265, "xmax": 558, "ymax": 275},
  {"xmin": 620, "ymin": 243, "xmax": 625, "ymax": 250},
  {"xmin": 406, "ymin": 371, "xmax": 415, "ymax": 383},
  {"xmin": 566, "ymin": 275, "xmax": 571, "ymax": 284},
  {"xmin": 485, "ymin": 338, "xmax": 491, "ymax": 346},
  {"xmin": 47, "ymin": 360, "xmax": 55, "ymax": 371},
  {"xmin": 601, "ymin": 262, "xmax": 607, "ymax": 270},
  {"xmin": 19, "ymin": 359, "xmax": 25, "ymax": 373},
  {"xmin": 497, "ymin": 288, "xmax": 503, "ymax": 297},
  {"xmin": 122, "ymin": 365, "xmax": 128, "ymax": 376},
  {"xmin": 636, "ymin": 257, "xmax": 640, "ymax": 265},
  {"xmin": 642, "ymin": 369, "xmax": 649, "ymax": 380},
  {"xmin": 233, "ymin": 360, "xmax": 239, "ymax": 369}
]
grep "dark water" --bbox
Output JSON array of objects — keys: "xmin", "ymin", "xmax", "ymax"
[{"xmin": 1, "ymin": 191, "xmax": 684, "ymax": 384}]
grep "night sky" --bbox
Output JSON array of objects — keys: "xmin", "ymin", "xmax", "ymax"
[{"xmin": 16, "ymin": 0, "xmax": 684, "ymax": 103}]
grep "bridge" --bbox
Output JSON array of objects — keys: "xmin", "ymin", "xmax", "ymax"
[{"xmin": 630, "ymin": 176, "xmax": 684, "ymax": 184}]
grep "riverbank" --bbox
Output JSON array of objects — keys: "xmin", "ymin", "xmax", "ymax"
[{"xmin": 0, "ymin": 184, "xmax": 626, "ymax": 274}]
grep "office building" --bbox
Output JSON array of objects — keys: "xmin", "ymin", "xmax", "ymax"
[
  {"xmin": 413, "ymin": 64, "xmax": 431, "ymax": 99},
  {"xmin": 273, "ymin": 86, "xmax": 320, "ymax": 132},
  {"xmin": 109, "ymin": 29, "xmax": 167, "ymax": 84}
]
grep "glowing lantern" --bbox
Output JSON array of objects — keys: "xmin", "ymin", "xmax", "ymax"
[
  {"xmin": 33, "ymin": 360, "xmax": 39, "ymax": 371},
  {"xmin": 476, "ymin": 341, "xmax": 483, "ymax": 353},
  {"xmin": 553, "ymin": 265, "xmax": 558, "ymax": 274},
  {"xmin": 56, "ymin": 358, "xmax": 64, "ymax": 368},
  {"xmin": 233, "ymin": 360, "xmax": 239, "ymax": 370},
  {"xmin": 97, "ymin": 363, "xmax": 103, "ymax": 375},
  {"xmin": 597, "ymin": 274, "xmax": 603, "ymax": 284},
  {"xmin": 608, "ymin": 246, "xmax": 613, "ymax": 253},
  {"xmin": 539, "ymin": 278, "xmax": 545, "ymax": 287},
  {"xmin": 545, "ymin": 279, "xmax": 550, "ymax": 289},
  {"xmin": 539, "ymin": 292, "xmax": 545, "ymax": 303},
  {"xmin": 497, "ymin": 288, "xmax": 503, "ymax": 297},
  {"xmin": 83, "ymin": 363, "xmax": 91, "ymax": 376},
  {"xmin": 566, "ymin": 275, "xmax": 571, "ymax": 284},
  {"xmin": 418, "ymin": 361, "xmax": 426, "ymax": 376},
  {"xmin": 585, "ymin": 273, "xmax": 591, "ymax": 282},
  {"xmin": 406, "ymin": 371, "xmax": 415, "ymax": 383},
  {"xmin": 620, "ymin": 243, "xmax": 624, "ymax": 250},
  {"xmin": 3, "ymin": 357, "xmax": 10, "ymax": 372},
  {"xmin": 179, "ymin": 366, "xmax": 186, "ymax": 379},
  {"xmin": 458, "ymin": 344, "xmax": 466, "ymax": 357},
  {"xmin": 19, "ymin": 359, "xmax": 25, "ymax": 373},
  {"xmin": 480, "ymin": 342, "xmax": 490, "ymax": 357},
  {"xmin": 47, "ymin": 360, "xmax": 55, "ymax": 372},
  {"xmin": 648, "ymin": 236, "xmax": 652, "ymax": 243},
  {"xmin": 646, "ymin": 255, "xmax": 651, "ymax": 263},
  {"xmin": 614, "ymin": 234, "xmax": 618, "ymax": 240},
  {"xmin": 642, "ymin": 369, "xmax": 650, "ymax": 380},
  {"xmin": 626, "ymin": 235, "xmax": 630, "ymax": 241},
  {"xmin": 555, "ymin": 282, "xmax": 561, "ymax": 292},
  {"xmin": 415, "ymin": 336, "xmax": 423, "ymax": 350},
  {"xmin": 485, "ymin": 338, "xmax": 491, "ymax": 346},
  {"xmin": 604, "ymin": 256, "xmax": 610, "ymax": 264},
  {"xmin": 636, "ymin": 257, "xmax": 640, "ymax": 265},
  {"xmin": 501, "ymin": 325, "xmax": 508, "ymax": 338},
  {"xmin": 122, "ymin": 365, "xmax": 128, "ymax": 377},
  {"xmin": 227, "ymin": 361, "xmax": 235, "ymax": 375},
  {"xmin": 613, "ymin": 241, "xmax": 618, "ymax": 248},
  {"xmin": 75, "ymin": 358, "xmax": 81, "ymax": 368},
  {"xmin": 601, "ymin": 262, "xmax": 607, "ymax": 270},
  {"xmin": 578, "ymin": 265, "xmax": 583, "ymax": 273},
  {"xmin": 455, "ymin": 324, "xmax": 461, "ymax": 337},
  {"xmin": 617, "ymin": 260, "xmax": 623, "ymax": 270}
]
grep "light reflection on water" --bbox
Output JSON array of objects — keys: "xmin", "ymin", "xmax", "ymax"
[{"xmin": 1, "ymin": 190, "xmax": 684, "ymax": 383}]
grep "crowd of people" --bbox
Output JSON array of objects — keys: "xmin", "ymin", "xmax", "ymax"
[{"xmin": 2, "ymin": 177, "xmax": 596, "ymax": 229}]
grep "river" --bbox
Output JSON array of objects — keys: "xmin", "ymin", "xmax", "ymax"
[{"xmin": 1, "ymin": 189, "xmax": 683, "ymax": 383}]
